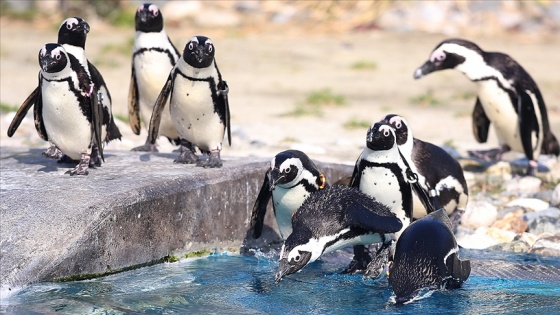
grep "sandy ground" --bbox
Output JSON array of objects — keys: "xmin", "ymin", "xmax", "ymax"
[{"xmin": 1, "ymin": 18, "xmax": 559, "ymax": 166}]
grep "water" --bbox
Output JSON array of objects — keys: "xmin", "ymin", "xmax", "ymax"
[{"xmin": 2, "ymin": 249, "xmax": 559, "ymax": 314}]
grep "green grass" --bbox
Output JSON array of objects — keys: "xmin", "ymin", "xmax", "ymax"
[
  {"xmin": 281, "ymin": 137, "xmax": 299, "ymax": 143},
  {"xmin": 0, "ymin": 102, "xmax": 19, "ymax": 113},
  {"xmin": 282, "ymin": 89, "xmax": 347, "ymax": 117},
  {"xmin": 163, "ymin": 255, "xmax": 180, "ymax": 263},
  {"xmin": 343, "ymin": 118, "xmax": 371, "ymax": 130},
  {"xmin": 350, "ymin": 60, "xmax": 377, "ymax": 70},
  {"xmin": 184, "ymin": 249, "xmax": 213, "ymax": 259},
  {"xmin": 409, "ymin": 90, "xmax": 442, "ymax": 107}
]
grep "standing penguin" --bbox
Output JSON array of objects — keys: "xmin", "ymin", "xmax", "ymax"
[
  {"xmin": 128, "ymin": 3, "xmax": 181, "ymax": 151},
  {"xmin": 31, "ymin": 43, "xmax": 104, "ymax": 175},
  {"xmin": 250, "ymin": 150, "xmax": 327, "ymax": 240},
  {"xmin": 148, "ymin": 36, "xmax": 231, "ymax": 168},
  {"xmin": 414, "ymin": 38, "xmax": 559, "ymax": 175},
  {"xmin": 346, "ymin": 122, "xmax": 414, "ymax": 275},
  {"xmin": 388, "ymin": 209, "xmax": 471, "ymax": 304},
  {"xmin": 275, "ymin": 185, "xmax": 402, "ymax": 282},
  {"xmin": 382, "ymin": 114, "xmax": 468, "ymax": 228}
]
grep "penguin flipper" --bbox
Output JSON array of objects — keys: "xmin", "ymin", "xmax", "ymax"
[
  {"xmin": 8, "ymin": 86, "xmax": 39, "ymax": 137},
  {"xmin": 32, "ymin": 85, "xmax": 48, "ymax": 142},
  {"xmin": 90, "ymin": 90, "xmax": 105, "ymax": 162},
  {"xmin": 348, "ymin": 159, "xmax": 362, "ymax": 188},
  {"xmin": 220, "ymin": 80, "xmax": 232, "ymax": 146},
  {"xmin": 472, "ymin": 97, "xmax": 491, "ymax": 143},
  {"xmin": 517, "ymin": 90, "xmax": 539, "ymax": 161},
  {"xmin": 346, "ymin": 202, "xmax": 403, "ymax": 234},
  {"xmin": 250, "ymin": 171, "xmax": 273, "ymax": 239},
  {"xmin": 128, "ymin": 66, "xmax": 141, "ymax": 135},
  {"xmin": 148, "ymin": 73, "xmax": 173, "ymax": 144}
]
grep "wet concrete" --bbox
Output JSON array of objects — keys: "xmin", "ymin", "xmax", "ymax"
[{"xmin": 0, "ymin": 147, "xmax": 352, "ymax": 291}]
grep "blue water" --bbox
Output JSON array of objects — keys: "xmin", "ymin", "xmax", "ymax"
[{"xmin": 2, "ymin": 250, "xmax": 559, "ymax": 314}]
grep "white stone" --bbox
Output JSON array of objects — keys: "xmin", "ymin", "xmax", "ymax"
[
  {"xmin": 504, "ymin": 176, "xmax": 542, "ymax": 194},
  {"xmin": 552, "ymin": 183, "xmax": 560, "ymax": 207},
  {"xmin": 506, "ymin": 198, "xmax": 550, "ymax": 212},
  {"xmin": 461, "ymin": 200, "xmax": 498, "ymax": 229}
]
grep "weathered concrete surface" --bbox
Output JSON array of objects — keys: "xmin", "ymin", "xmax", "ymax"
[{"xmin": 0, "ymin": 147, "xmax": 353, "ymax": 291}]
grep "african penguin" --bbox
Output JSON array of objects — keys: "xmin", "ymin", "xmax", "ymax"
[
  {"xmin": 275, "ymin": 184, "xmax": 402, "ymax": 282},
  {"xmin": 148, "ymin": 35, "xmax": 231, "ymax": 168},
  {"xmin": 414, "ymin": 38, "xmax": 559, "ymax": 175},
  {"xmin": 388, "ymin": 209, "xmax": 471, "ymax": 304},
  {"xmin": 382, "ymin": 114, "xmax": 469, "ymax": 228},
  {"xmin": 250, "ymin": 150, "xmax": 327, "ymax": 240},
  {"xmin": 346, "ymin": 121, "xmax": 414, "ymax": 275},
  {"xmin": 8, "ymin": 17, "xmax": 122, "ymax": 158},
  {"xmin": 128, "ymin": 3, "xmax": 181, "ymax": 152},
  {"xmin": 31, "ymin": 43, "xmax": 104, "ymax": 175}
]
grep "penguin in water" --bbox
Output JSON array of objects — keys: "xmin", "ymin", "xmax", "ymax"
[
  {"xmin": 414, "ymin": 38, "xmax": 559, "ymax": 175},
  {"xmin": 382, "ymin": 114, "xmax": 468, "ymax": 228},
  {"xmin": 128, "ymin": 3, "xmax": 181, "ymax": 151},
  {"xmin": 148, "ymin": 36, "xmax": 231, "ymax": 168},
  {"xmin": 7, "ymin": 17, "xmax": 121, "ymax": 165},
  {"xmin": 250, "ymin": 150, "xmax": 327, "ymax": 240},
  {"xmin": 388, "ymin": 209, "xmax": 471, "ymax": 305},
  {"xmin": 345, "ymin": 122, "xmax": 414, "ymax": 276},
  {"xmin": 30, "ymin": 43, "xmax": 104, "ymax": 175},
  {"xmin": 275, "ymin": 184, "xmax": 402, "ymax": 282}
]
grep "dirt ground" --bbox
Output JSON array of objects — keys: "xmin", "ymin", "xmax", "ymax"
[{"xmin": 1, "ymin": 18, "xmax": 559, "ymax": 166}]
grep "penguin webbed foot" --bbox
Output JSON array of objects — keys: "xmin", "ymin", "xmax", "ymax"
[
  {"xmin": 43, "ymin": 145, "xmax": 63, "ymax": 160},
  {"xmin": 364, "ymin": 245, "xmax": 391, "ymax": 279},
  {"xmin": 65, "ymin": 153, "xmax": 90, "ymax": 176},
  {"xmin": 89, "ymin": 146, "xmax": 102, "ymax": 168},
  {"xmin": 197, "ymin": 150, "xmax": 223, "ymax": 168},
  {"xmin": 342, "ymin": 245, "xmax": 372, "ymax": 274},
  {"xmin": 467, "ymin": 145, "xmax": 510, "ymax": 162},
  {"xmin": 132, "ymin": 139, "xmax": 159, "ymax": 152},
  {"xmin": 174, "ymin": 140, "xmax": 199, "ymax": 164}
]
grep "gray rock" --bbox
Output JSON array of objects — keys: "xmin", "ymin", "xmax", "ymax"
[
  {"xmin": 552, "ymin": 184, "xmax": 560, "ymax": 207},
  {"xmin": 527, "ymin": 217, "xmax": 559, "ymax": 235},
  {"xmin": 530, "ymin": 235, "xmax": 560, "ymax": 256},
  {"xmin": 504, "ymin": 177, "xmax": 543, "ymax": 195},
  {"xmin": 522, "ymin": 207, "xmax": 560, "ymax": 226}
]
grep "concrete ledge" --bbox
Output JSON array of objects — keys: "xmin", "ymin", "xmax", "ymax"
[{"xmin": 0, "ymin": 147, "xmax": 353, "ymax": 291}]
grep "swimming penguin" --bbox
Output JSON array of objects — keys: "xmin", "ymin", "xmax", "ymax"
[
  {"xmin": 382, "ymin": 114, "xmax": 468, "ymax": 227},
  {"xmin": 345, "ymin": 122, "xmax": 414, "ymax": 275},
  {"xmin": 128, "ymin": 3, "xmax": 181, "ymax": 151},
  {"xmin": 250, "ymin": 150, "xmax": 327, "ymax": 240},
  {"xmin": 31, "ymin": 43, "xmax": 104, "ymax": 175},
  {"xmin": 275, "ymin": 184, "xmax": 402, "ymax": 282},
  {"xmin": 8, "ymin": 17, "xmax": 122, "ymax": 158},
  {"xmin": 148, "ymin": 35, "xmax": 231, "ymax": 168},
  {"xmin": 388, "ymin": 209, "xmax": 471, "ymax": 304},
  {"xmin": 414, "ymin": 38, "xmax": 559, "ymax": 175}
]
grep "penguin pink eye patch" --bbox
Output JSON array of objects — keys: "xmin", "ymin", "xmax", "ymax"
[
  {"xmin": 63, "ymin": 18, "xmax": 78, "ymax": 29},
  {"xmin": 148, "ymin": 4, "xmax": 159, "ymax": 15},
  {"xmin": 389, "ymin": 116, "xmax": 403, "ymax": 129},
  {"xmin": 430, "ymin": 50, "xmax": 446, "ymax": 63}
]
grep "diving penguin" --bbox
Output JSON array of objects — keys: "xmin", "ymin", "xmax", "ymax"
[
  {"xmin": 128, "ymin": 3, "xmax": 181, "ymax": 151},
  {"xmin": 414, "ymin": 38, "xmax": 559, "ymax": 175},
  {"xmin": 148, "ymin": 35, "xmax": 231, "ymax": 168},
  {"xmin": 388, "ymin": 209, "xmax": 471, "ymax": 304},
  {"xmin": 250, "ymin": 150, "xmax": 327, "ymax": 240},
  {"xmin": 275, "ymin": 184, "xmax": 402, "ymax": 282},
  {"xmin": 382, "ymin": 114, "xmax": 468, "ymax": 228},
  {"xmin": 346, "ymin": 122, "xmax": 414, "ymax": 276},
  {"xmin": 31, "ymin": 43, "xmax": 104, "ymax": 175}
]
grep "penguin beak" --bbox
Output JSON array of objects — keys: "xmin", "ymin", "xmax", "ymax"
[
  {"xmin": 139, "ymin": 10, "xmax": 149, "ymax": 23},
  {"xmin": 413, "ymin": 60, "xmax": 436, "ymax": 79},
  {"xmin": 275, "ymin": 258, "xmax": 299, "ymax": 282},
  {"xmin": 194, "ymin": 46, "xmax": 207, "ymax": 63},
  {"xmin": 76, "ymin": 20, "xmax": 90, "ymax": 34},
  {"xmin": 268, "ymin": 168, "xmax": 281, "ymax": 191}
]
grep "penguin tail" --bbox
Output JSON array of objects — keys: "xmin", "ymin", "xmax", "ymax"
[
  {"xmin": 106, "ymin": 118, "xmax": 123, "ymax": 142},
  {"xmin": 542, "ymin": 130, "xmax": 560, "ymax": 156}
]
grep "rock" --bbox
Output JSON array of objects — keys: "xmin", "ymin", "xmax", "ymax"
[
  {"xmin": 486, "ymin": 161, "xmax": 513, "ymax": 181},
  {"xmin": 506, "ymin": 198, "xmax": 549, "ymax": 212},
  {"xmin": 515, "ymin": 232, "xmax": 539, "ymax": 247},
  {"xmin": 527, "ymin": 216, "xmax": 559, "ymax": 235},
  {"xmin": 552, "ymin": 184, "xmax": 560, "ymax": 207},
  {"xmin": 486, "ymin": 227, "xmax": 517, "ymax": 244},
  {"xmin": 457, "ymin": 227, "xmax": 500, "ymax": 249},
  {"xmin": 504, "ymin": 177, "xmax": 542, "ymax": 195},
  {"xmin": 522, "ymin": 207, "xmax": 560, "ymax": 226},
  {"xmin": 461, "ymin": 200, "xmax": 498, "ymax": 229},
  {"xmin": 489, "ymin": 239, "xmax": 530, "ymax": 253},
  {"xmin": 491, "ymin": 213, "xmax": 527, "ymax": 233},
  {"xmin": 529, "ymin": 235, "xmax": 560, "ymax": 256}
]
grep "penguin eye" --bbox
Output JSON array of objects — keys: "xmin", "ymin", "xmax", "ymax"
[
  {"xmin": 66, "ymin": 23, "xmax": 72, "ymax": 30},
  {"xmin": 188, "ymin": 42, "xmax": 194, "ymax": 50},
  {"xmin": 292, "ymin": 254, "xmax": 301, "ymax": 263},
  {"xmin": 394, "ymin": 121, "xmax": 402, "ymax": 129},
  {"xmin": 284, "ymin": 167, "xmax": 291, "ymax": 174},
  {"xmin": 207, "ymin": 44, "xmax": 213, "ymax": 53},
  {"xmin": 383, "ymin": 130, "xmax": 390, "ymax": 137},
  {"xmin": 55, "ymin": 54, "xmax": 61, "ymax": 60}
]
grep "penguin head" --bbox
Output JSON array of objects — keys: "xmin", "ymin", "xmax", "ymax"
[
  {"xmin": 135, "ymin": 3, "xmax": 164, "ymax": 32},
  {"xmin": 39, "ymin": 44, "xmax": 69, "ymax": 74},
  {"xmin": 182, "ymin": 36, "xmax": 215, "ymax": 68},
  {"xmin": 383, "ymin": 114, "xmax": 411, "ymax": 147},
  {"xmin": 413, "ymin": 38, "xmax": 484, "ymax": 79},
  {"xmin": 268, "ymin": 151, "xmax": 306, "ymax": 190},
  {"xmin": 366, "ymin": 122, "xmax": 397, "ymax": 152},
  {"xmin": 275, "ymin": 231, "xmax": 315, "ymax": 282},
  {"xmin": 57, "ymin": 17, "xmax": 90, "ymax": 48}
]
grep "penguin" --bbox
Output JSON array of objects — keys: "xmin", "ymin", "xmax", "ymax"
[
  {"xmin": 31, "ymin": 43, "xmax": 104, "ymax": 175},
  {"xmin": 275, "ymin": 184, "xmax": 403, "ymax": 282},
  {"xmin": 388, "ymin": 209, "xmax": 471, "ymax": 304},
  {"xmin": 128, "ymin": 3, "xmax": 181, "ymax": 152},
  {"xmin": 345, "ymin": 122, "xmax": 414, "ymax": 275},
  {"xmin": 414, "ymin": 38, "xmax": 559, "ymax": 175},
  {"xmin": 382, "ymin": 114, "xmax": 469, "ymax": 228},
  {"xmin": 250, "ymin": 150, "xmax": 327, "ymax": 240},
  {"xmin": 148, "ymin": 35, "xmax": 231, "ymax": 168},
  {"xmin": 8, "ymin": 17, "xmax": 122, "ymax": 157}
]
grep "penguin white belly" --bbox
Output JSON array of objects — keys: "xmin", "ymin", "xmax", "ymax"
[
  {"xmin": 272, "ymin": 185, "xmax": 309, "ymax": 238},
  {"xmin": 360, "ymin": 166, "xmax": 409, "ymax": 237},
  {"xmin": 170, "ymin": 77, "xmax": 224, "ymax": 151},
  {"xmin": 42, "ymin": 81, "xmax": 92, "ymax": 160},
  {"xmin": 134, "ymin": 53, "xmax": 178, "ymax": 139},
  {"xmin": 478, "ymin": 81, "xmax": 522, "ymax": 152}
]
